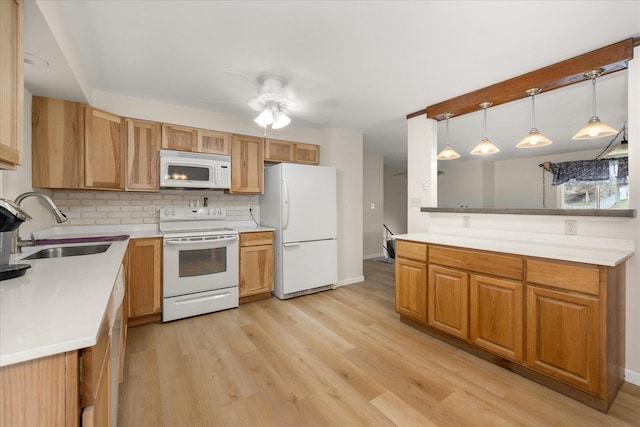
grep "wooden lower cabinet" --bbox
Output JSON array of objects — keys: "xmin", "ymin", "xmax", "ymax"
[
  {"xmin": 0, "ymin": 351, "xmax": 80, "ymax": 426},
  {"xmin": 470, "ymin": 274, "xmax": 523, "ymax": 362},
  {"xmin": 526, "ymin": 285, "xmax": 600, "ymax": 394},
  {"xmin": 394, "ymin": 239, "xmax": 626, "ymax": 412},
  {"xmin": 428, "ymin": 265, "xmax": 468, "ymax": 339},
  {"xmin": 395, "ymin": 257, "xmax": 428, "ymax": 323},
  {"xmin": 239, "ymin": 231, "xmax": 274, "ymax": 303},
  {"xmin": 128, "ymin": 238, "xmax": 162, "ymax": 326}
]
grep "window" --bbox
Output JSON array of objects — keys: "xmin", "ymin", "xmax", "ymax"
[{"xmin": 559, "ymin": 180, "xmax": 629, "ymax": 209}]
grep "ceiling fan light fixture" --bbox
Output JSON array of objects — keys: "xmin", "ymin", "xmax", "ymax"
[
  {"xmin": 517, "ymin": 88, "xmax": 552, "ymax": 149},
  {"xmin": 271, "ymin": 110, "xmax": 291, "ymax": 129},
  {"xmin": 471, "ymin": 102, "xmax": 500, "ymax": 156},
  {"xmin": 573, "ymin": 68, "xmax": 617, "ymax": 140},
  {"xmin": 254, "ymin": 108, "xmax": 274, "ymax": 127},
  {"xmin": 436, "ymin": 113, "xmax": 460, "ymax": 160}
]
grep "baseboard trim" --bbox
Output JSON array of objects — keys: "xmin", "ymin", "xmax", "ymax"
[
  {"xmin": 335, "ymin": 276, "xmax": 365, "ymax": 287},
  {"xmin": 363, "ymin": 253, "xmax": 384, "ymax": 260},
  {"xmin": 626, "ymin": 368, "xmax": 640, "ymax": 386}
]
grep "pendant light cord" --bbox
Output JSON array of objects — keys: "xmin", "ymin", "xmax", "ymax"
[
  {"xmin": 531, "ymin": 93, "xmax": 537, "ymax": 128},
  {"xmin": 483, "ymin": 107, "xmax": 487, "ymax": 138},
  {"xmin": 591, "ymin": 76, "xmax": 597, "ymax": 117}
]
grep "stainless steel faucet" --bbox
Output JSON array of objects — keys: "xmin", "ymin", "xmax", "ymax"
[{"xmin": 12, "ymin": 192, "xmax": 68, "ymax": 253}]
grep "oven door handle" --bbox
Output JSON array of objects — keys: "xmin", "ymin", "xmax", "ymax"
[{"xmin": 164, "ymin": 235, "xmax": 238, "ymax": 249}]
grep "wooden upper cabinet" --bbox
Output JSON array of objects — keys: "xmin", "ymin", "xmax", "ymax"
[
  {"xmin": 0, "ymin": 0, "xmax": 24, "ymax": 169},
  {"xmin": 198, "ymin": 129, "xmax": 230, "ymax": 155},
  {"xmin": 32, "ymin": 96, "xmax": 84, "ymax": 189},
  {"xmin": 126, "ymin": 119, "xmax": 160, "ymax": 191},
  {"xmin": 230, "ymin": 134, "xmax": 264, "ymax": 194},
  {"xmin": 265, "ymin": 139, "xmax": 319, "ymax": 165},
  {"xmin": 161, "ymin": 124, "xmax": 197, "ymax": 152},
  {"xmin": 294, "ymin": 143, "xmax": 319, "ymax": 165},
  {"xmin": 84, "ymin": 107, "xmax": 125, "ymax": 190},
  {"xmin": 265, "ymin": 139, "xmax": 294, "ymax": 162}
]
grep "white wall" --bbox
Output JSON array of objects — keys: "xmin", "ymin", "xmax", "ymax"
[
  {"xmin": 363, "ymin": 152, "xmax": 384, "ymax": 259},
  {"xmin": 383, "ymin": 166, "xmax": 407, "ymax": 236},
  {"xmin": 407, "ymin": 46, "xmax": 640, "ymax": 385},
  {"xmin": 495, "ymin": 148, "xmax": 601, "ymax": 208},
  {"xmin": 321, "ymin": 128, "xmax": 364, "ymax": 286},
  {"xmin": 438, "ymin": 160, "xmax": 488, "ymax": 208},
  {"xmin": 407, "ymin": 115, "xmax": 436, "ymax": 233}
]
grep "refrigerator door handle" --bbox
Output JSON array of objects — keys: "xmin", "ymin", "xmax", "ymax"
[
  {"xmin": 283, "ymin": 242, "xmax": 299, "ymax": 247},
  {"xmin": 282, "ymin": 177, "xmax": 289, "ymax": 229}
]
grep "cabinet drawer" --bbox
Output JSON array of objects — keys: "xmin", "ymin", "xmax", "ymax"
[
  {"xmin": 396, "ymin": 240, "xmax": 427, "ymax": 262},
  {"xmin": 430, "ymin": 245, "xmax": 523, "ymax": 281},
  {"xmin": 526, "ymin": 259, "xmax": 600, "ymax": 296},
  {"xmin": 81, "ymin": 314, "xmax": 110, "ymax": 407},
  {"xmin": 240, "ymin": 231, "xmax": 274, "ymax": 247}
]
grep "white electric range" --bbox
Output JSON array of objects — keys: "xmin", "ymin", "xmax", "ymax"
[{"xmin": 159, "ymin": 206, "xmax": 239, "ymax": 322}]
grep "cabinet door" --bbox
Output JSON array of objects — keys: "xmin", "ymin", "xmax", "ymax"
[
  {"xmin": 240, "ymin": 244, "xmax": 274, "ymax": 298},
  {"xmin": 294, "ymin": 143, "xmax": 319, "ymax": 165},
  {"xmin": 526, "ymin": 285, "xmax": 600, "ymax": 394},
  {"xmin": 31, "ymin": 96, "xmax": 83, "ymax": 189},
  {"xmin": 198, "ymin": 129, "xmax": 230, "ymax": 155},
  {"xmin": 0, "ymin": 0, "xmax": 23, "ymax": 169},
  {"xmin": 470, "ymin": 274, "xmax": 523, "ymax": 361},
  {"xmin": 428, "ymin": 265, "xmax": 469, "ymax": 339},
  {"xmin": 84, "ymin": 107, "xmax": 125, "ymax": 190},
  {"xmin": 128, "ymin": 238, "xmax": 162, "ymax": 321},
  {"xmin": 265, "ymin": 139, "xmax": 294, "ymax": 162},
  {"xmin": 126, "ymin": 119, "xmax": 160, "ymax": 191},
  {"xmin": 230, "ymin": 134, "xmax": 264, "ymax": 194},
  {"xmin": 82, "ymin": 345, "xmax": 110, "ymax": 427},
  {"xmin": 395, "ymin": 257, "xmax": 427, "ymax": 323},
  {"xmin": 161, "ymin": 124, "xmax": 197, "ymax": 152}
]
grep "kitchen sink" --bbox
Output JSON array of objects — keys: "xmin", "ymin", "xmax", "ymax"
[{"xmin": 22, "ymin": 244, "xmax": 111, "ymax": 260}]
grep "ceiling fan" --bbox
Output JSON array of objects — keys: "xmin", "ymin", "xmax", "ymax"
[
  {"xmin": 247, "ymin": 75, "xmax": 298, "ymax": 129},
  {"xmin": 199, "ymin": 70, "xmax": 339, "ymax": 129}
]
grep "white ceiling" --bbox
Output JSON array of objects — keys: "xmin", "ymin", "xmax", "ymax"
[{"xmin": 23, "ymin": 1, "xmax": 640, "ymax": 167}]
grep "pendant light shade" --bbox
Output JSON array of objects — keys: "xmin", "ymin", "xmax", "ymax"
[
  {"xmin": 517, "ymin": 88, "xmax": 552, "ymax": 149},
  {"xmin": 602, "ymin": 125, "xmax": 628, "ymax": 159},
  {"xmin": 572, "ymin": 69, "xmax": 617, "ymax": 140},
  {"xmin": 471, "ymin": 102, "xmax": 500, "ymax": 155},
  {"xmin": 436, "ymin": 113, "xmax": 460, "ymax": 160}
]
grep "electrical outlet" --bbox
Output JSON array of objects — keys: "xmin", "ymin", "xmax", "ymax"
[
  {"xmin": 148, "ymin": 204, "xmax": 155, "ymax": 214},
  {"xmin": 565, "ymin": 219, "xmax": 577, "ymax": 235},
  {"xmin": 463, "ymin": 216, "xmax": 471, "ymax": 228},
  {"xmin": 410, "ymin": 197, "xmax": 421, "ymax": 207},
  {"xmin": 248, "ymin": 203, "xmax": 254, "ymax": 212}
]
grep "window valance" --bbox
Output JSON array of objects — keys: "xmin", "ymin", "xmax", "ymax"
[{"xmin": 550, "ymin": 157, "xmax": 628, "ymax": 186}]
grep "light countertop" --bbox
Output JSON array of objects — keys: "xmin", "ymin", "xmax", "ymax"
[
  {"xmin": 394, "ymin": 232, "xmax": 634, "ymax": 266},
  {"xmin": 0, "ymin": 222, "xmax": 276, "ymax": 368},
  {"xmin": 1, "ymin": 225, "xmax": 161, "ymax": 368}
]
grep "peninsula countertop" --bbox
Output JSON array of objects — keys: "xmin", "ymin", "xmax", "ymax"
[{"xmin": 394, "ymin": 231, "xmax": 634, "ymax": 267}]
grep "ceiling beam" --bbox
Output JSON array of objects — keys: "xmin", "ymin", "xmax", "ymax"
[{"xmin": 408, "ymin": 38, "xmax": 636, "ymax": 121}]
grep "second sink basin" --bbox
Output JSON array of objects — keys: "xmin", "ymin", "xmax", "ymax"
[{"xmin": 22, "ymin": 244, "xmax": 111, "ymax": 260}]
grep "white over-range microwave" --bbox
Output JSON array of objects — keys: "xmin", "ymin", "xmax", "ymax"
[{"xmin": 160, "ymin": 149, "xmax": 231, "ymax": 189}]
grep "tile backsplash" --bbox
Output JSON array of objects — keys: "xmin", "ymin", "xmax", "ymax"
[{"xmin": 52, "ymin": 191, "xmax": 259, "ymax": 226}]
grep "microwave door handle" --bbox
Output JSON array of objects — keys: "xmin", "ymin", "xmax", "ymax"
[{"xmin": 282, "ymin": 177, "xmax": 289, "ymax": 229}]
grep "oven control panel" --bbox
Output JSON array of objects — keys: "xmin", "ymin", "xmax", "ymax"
[{"xmin": 159, "ymin": 206, "xmax": 226, "ymax": 220}]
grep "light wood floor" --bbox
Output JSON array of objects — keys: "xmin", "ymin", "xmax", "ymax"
[{"xmin": 118, "ymin": 260, "xmax": 640, "ymax": 426}]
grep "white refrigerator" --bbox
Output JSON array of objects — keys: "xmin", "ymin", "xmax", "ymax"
[{"xmin": 260, "ymin": 163, "xmax": 338, "ymax": 299}]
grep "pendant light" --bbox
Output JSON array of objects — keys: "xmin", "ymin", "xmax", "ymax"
[
  {"xmin": 602, "ymin": 124, "xmax": 628, "ymax": 159},
  {"xmin": 471, "ymin": 102, "xmax": 500, "ymax": 155},
  {"xmin": 572, "ymin": 68, "xmax": 617, "ymax": 140},
  {"xmin": 436, "ymin": 113, "xmax": 460, "ymax": 160},
  {"xmin": 517, "ymin": 88, "xmax": 552, "ymax": 148}
]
